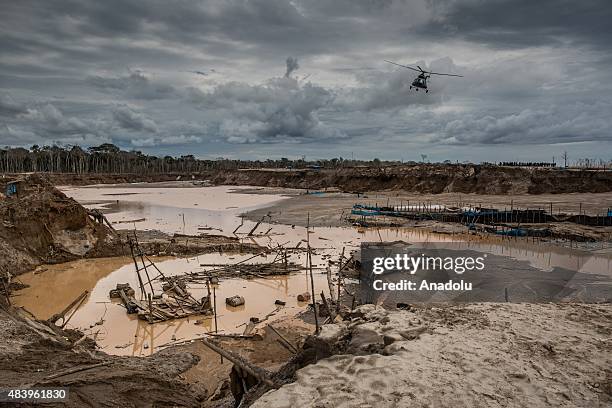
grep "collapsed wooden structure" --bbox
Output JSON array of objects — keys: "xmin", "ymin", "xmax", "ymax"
[
  {"xmin": 109, "ymin": 236, "xmax": 213, "ymax": 323},
  {"xmin": 349, "ymin": 202, "xmax": 612, "ymax": 227}
]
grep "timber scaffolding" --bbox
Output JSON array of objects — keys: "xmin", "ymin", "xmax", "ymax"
[
  {"xmin": 176, "ymin": 243, "xmax": 321, "ymax": 283},
  {"xmin": 109, "ymin": 235, "xmax": 213, "ymax": 323},
  {"xmin": 350, "ymin": 203, "xmax": 612, "ymax": 227}
]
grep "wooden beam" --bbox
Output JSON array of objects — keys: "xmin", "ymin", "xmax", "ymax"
[
  {"xmin": 47, "ymin": 290, "xmax": 89, "ymax": 325},
  {"xmin": 199, "ymin": 339, "xmax": 277, "ymax": 388},
  {"xmin": 268, "ymin": 324, "xmax": 298, "ymax": 354}
]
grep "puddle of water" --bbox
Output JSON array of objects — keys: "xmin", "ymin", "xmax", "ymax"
[
  {"xmin": 17, "ymin": 252, "xmax": 326, "ymax": 357},
  {"xmin": 61, "ymin": 184, "xmax": 289, "ymax": 235},
  {"xmin": 14, "ymin": 184, "xmax": 611, "ymax": 356},
  {"xmin": 17, "ymin": 257, "xmax": 135, "ymax": 319},
  {"xmin": 58, "ymin": 184, "xmax": 612, "ymax": 277}
]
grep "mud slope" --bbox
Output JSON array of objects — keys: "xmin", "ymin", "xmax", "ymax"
[
  {"xmin": 211, "ymin": 165, "xmax": 612, "ymax": 194},
  {"xmin": 0, "ymin": 307, "xmax": 200, "ymax": 407},
  {"xmin": 0, "ymin": 174, "xmax": 117, "ymax": 276}
]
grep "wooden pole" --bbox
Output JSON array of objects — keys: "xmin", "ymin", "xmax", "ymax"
[
  {"xmin": 129, "ymin": 239, "xmax": 146, "ymax": 298},
  {"xmin": 47, "ymin": 290, "xmax": 89, "ymax": 324},
  {"xmin": 200, "ymin": 339, "xmax": 276, "ymax": 388},
  {"xmin": 309, "ymin": 249, "xmax": 319, "ymax": 334},
  {"xmin": 336, "ymin": 248, "xmax": 344, "ymax": 314},
  {"xmin": 147, "ymin": 293, "xmax": 153, "ymax": 323},
  {"xmin": 59, "ymin": 293, "xmax": 88, "ymax": 329},
  {"xmin": 213, "ymin": 284, "xmax": 222, "ymax": 363},
  {"xmin": 268, "ymin": 324, "xmax": 298, "ymax": 354}
]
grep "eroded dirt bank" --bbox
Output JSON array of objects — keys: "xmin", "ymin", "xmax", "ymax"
[
  {"xmin": 0, "ymin": 306, "xmax": 201, "ymax": 407},
  {"xmin": 0, "ymin": 174, "xmax": 117, "ymax": 277},
  {"xmin": 211, "ymin": 165, "xmax": 612, "ymax": 194},
  {"xmin": 8, "ymin": 164, "xmax": 612, "ymax": 194}
]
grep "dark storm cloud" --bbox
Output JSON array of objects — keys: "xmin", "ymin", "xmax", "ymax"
[
  {"xmin": 188, "ymin": 76, "xmax": 343, "ymax": 144},
  {"xmin": 420, "ymin": 0, "xmax": 612, "ymax": 50},
  {"xmin": 0, "ymin": 0, "xmax": 610, "ymax": 159}
]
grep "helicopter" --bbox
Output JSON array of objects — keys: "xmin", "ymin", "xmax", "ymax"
[{"xmin": 384, "ymin": 60, "xmax": 462, "ymax": 93}]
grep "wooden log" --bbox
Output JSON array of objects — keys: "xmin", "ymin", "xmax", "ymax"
[
  {"xmin": 208, "ymin": 333, "xmax": 258, "ymax": 339},
  {"xmin": 268, "ymin": 324, "xmax": 298, "ymax": 354},
  {"xmin": 43, "ymin": 361, "xmax": 111, "ymax": 381},
  {"xmin": 320, "ymin": 292, "xmax": 336, "ymax": 322},
  {"xmin": 48, "ymin": 290, "xmax": 89, "ymax": 324},
  {"xmin": 247, "ymin": 217, "xmax": 263, "ymax": 236},
  {"xmin": 199, "ymin": 339, "xmax": 277, "ymax": 388},
  {"xmin": 243, "ymin": 321, "xmax": 255, "ymax": 335},
  {"xmin": 8, "ymin": 309, "xmax": 68, "ymax": 346}
]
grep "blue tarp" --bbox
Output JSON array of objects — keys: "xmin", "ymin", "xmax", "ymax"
[
  {"xmin": 495, "ymin": 228, "xmax": 527, "ymax": 237},
  {"xmin": 351, "ymin": 209, "xmax": 382, "ymax": 216},
  {"xmin": 5, "ymin": 183, "xmax": 17, "ymax": 197}
]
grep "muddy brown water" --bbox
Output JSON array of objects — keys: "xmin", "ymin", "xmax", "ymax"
[{"xmin": 14, "ymin": 184, "xmax": 611, "ymax": 356}]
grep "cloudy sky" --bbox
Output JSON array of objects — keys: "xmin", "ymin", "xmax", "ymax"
[{"xmin": 1, "ymin": 0, "xmax": 611, "ymax": 162}]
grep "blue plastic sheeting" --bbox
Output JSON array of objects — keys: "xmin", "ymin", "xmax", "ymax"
[
  {"xmin": 495, "ymin": 228, "xmax": 527, "ymax": 237},
  {"xmin": 353, "ymin": 204, "xmax": 382, "ymax": 211},
  {"xmin": 5, "ymin": 183, "xmax": 17, "ymax": 197},
  {"xmin": 351, "ymin": 209, "xmax": 382, "ymax": 216}
]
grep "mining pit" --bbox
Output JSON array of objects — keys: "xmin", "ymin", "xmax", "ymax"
[{"xmin": 1, "ymin": 174, "xmax": 610, "ymax": 407}]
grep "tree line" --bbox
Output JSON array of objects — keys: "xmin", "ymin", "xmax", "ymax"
[
  {"xmin": 0, "ymin": 144, "xmax": 404, "ymax": 174},
  {"xmin": 2, "ymin": 144, "xmax": 607, "ymax": 174}
]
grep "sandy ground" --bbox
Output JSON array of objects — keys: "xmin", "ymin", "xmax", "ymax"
[{"xmin": 253, "ymin": 303, "xmax": 612, "ymax": 408}]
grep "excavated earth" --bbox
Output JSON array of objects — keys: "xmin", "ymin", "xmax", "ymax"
[
  {"xmin": 0, "ymin": 307, "xmax": 201, "ymax": 407},
  {"xmin": 0, "ymin": 174, "xmax": 117, "ymax": 277},
  {"xmin": 210, "ymin": 165, "xmax": 612, "ymax": 195},
  {"xmin": 18, "ymin": 164, "xmax": 612, "ymax": 194},
  {"xmin": 251, "ymin": 303, "xmax": 612, "ymax": 408}
]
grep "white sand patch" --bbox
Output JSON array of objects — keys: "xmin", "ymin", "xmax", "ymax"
[{"xmin": 253, "ymin": 303, "xmax": 611, "ymax": 407}]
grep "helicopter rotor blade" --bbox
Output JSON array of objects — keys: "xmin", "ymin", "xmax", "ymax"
[
  {"xmin": 417, "ymin": 65, "xmax": 425, "ymax": 72},
  {"xmin": 427, "ymin": 71, "xmax": 463, "ymax": 77},
  {"xmin": 384, "ymin": 60, "xmax": 420, "ymax": 73}
]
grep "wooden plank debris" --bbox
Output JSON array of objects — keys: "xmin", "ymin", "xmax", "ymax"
[
  {"xmin": 199, "ymin": 339, "xmax": 277, "ymax": 388},
  {"xmin": 48, "ymin": 290, "xmax": 89, "ymax": 325},
  {"xmin": 268, "ymin": 324, "xmax": 298, "ymax": 354}
]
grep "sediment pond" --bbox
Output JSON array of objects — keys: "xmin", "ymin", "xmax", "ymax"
[{"xmin": 14, "ymin": 183, "xmax": 611, "ymax": 356}]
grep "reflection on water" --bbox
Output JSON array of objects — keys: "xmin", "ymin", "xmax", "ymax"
[
  {"xmin": 17, "ymin": 253, "xmax": 326, "ymax": 356},
  {"xmin": 14, "ymin": 184, "xmax": 612, "ymax": 356}
]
